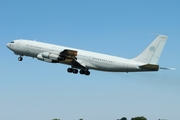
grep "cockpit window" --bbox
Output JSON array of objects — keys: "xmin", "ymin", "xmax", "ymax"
[{"xmin": 10, "ymin": 41, "xmax": 14, "ymax": 43}]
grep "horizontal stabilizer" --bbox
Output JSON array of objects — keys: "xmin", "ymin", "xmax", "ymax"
[
  {"xmin": 160, "ymin": 67, "xmax": 176, "ymax": 70},
  {"xmin": 139, "ymin": 64, "xmax": 159, "ymax": 71}
]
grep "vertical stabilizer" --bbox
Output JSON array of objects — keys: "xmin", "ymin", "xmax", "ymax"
[{"xmin": 133, "ymin": 35, "xmax": 168, "ymax": 64}]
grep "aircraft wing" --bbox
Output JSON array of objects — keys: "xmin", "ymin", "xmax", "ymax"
[
  {"xmin": 60, "ymin": 49, "xmax": 78, "ymax": 60},
  {"xmin": 60, "ymin": 49, "xmax": 86, "ymax": 69}
]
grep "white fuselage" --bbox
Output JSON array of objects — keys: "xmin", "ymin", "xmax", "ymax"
[{"xmin": 7, "ymin": 39, "xmax": 144, "ymax": 72}]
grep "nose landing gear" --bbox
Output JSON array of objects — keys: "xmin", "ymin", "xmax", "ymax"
[{"xmin": 18, "ymin": 56, "xmax": 23, "ymax": 61}]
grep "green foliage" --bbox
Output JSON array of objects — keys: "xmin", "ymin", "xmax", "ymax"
[
  {"xmin": 120, "ymin": 117, "xmax": 127, "ymax": 120},
  {"xmin": 132, "ymin": 116, "xmax": 147, "ymax": 120}
]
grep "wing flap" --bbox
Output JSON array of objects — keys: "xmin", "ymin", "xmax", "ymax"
[
  {"xmin": 60, "ymin": 49, "xmax": 77, "ymax": 59},
  {"xmin": 60, "ymin": 49, "xmax": 86, "ymax": 69},
  {"xmin": 72, "ymin": 59, "xmax": 86, "ymax": 69}
]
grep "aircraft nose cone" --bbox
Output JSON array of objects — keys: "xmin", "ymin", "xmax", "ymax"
[
  {"xmin": 6, "ymin": 43, "xmax": 9, "ymax": 48},
  {"xmin": 6, "ymin": 43, "xmax": 11, "ymax": 49}
]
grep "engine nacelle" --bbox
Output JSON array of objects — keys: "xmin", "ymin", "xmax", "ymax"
[
  {"xmin": 37, "ymin": 53, "xmax": 58, "ymax": 63},
  {"xmin": 41, "ymin": 52, "xmax": 65, "ymax": 61},
  {"xmin": 42, "ymin": 52, "xmax": 59, "ymax": 60}
]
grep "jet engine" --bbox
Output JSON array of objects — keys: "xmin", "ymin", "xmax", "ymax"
[
  {"xmin": 37, "ymin": 53, "xmax": 58, "ymax": 63},
  {"xmin": 41, "ymin": 52, "xmax": 59, "ymax": 60},
  {"xmin": 42, "ymin": 52, "xmax": 65, "ymax": 61}
]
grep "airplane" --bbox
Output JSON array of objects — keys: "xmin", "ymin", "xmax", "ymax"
[{"xmin": 6, "ymin": 34, "xmax": 172, "ymax": 76}]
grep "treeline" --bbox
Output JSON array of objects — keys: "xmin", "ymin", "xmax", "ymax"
[{"xmin": 52, "ymin": 116, "xmax": 147, "ymax": 120}]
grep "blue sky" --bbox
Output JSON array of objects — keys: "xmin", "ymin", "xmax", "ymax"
[{"xmin": 1, "ymin": 1, "xmax": 180, "ymax": 120}]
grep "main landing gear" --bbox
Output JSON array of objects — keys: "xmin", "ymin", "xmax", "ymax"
[
  {"xmin": 18, "ymin": 56, "xmax": 23, "ymax": 61},
  {"xmin": 67, "ymin": 68, "xmax": 90, "ymax": 76}
]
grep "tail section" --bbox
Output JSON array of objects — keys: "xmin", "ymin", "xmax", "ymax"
[{"xmin": 133, "ymin": 35, "xmax": 168, "ymax": 64}]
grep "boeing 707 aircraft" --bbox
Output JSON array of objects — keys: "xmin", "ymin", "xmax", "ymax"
[{"xmin": 6, "ymin": 35, "xmax": 171, "ymax": 76}]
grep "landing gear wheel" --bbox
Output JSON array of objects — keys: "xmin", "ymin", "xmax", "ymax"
[
  {"xmin": 67, "ymin": 68, "xmax": 90, "ymax": 75},
  {"xmin": 67, "ymin": 68, "xmax": 73, "ymax": 73},
  {"xmin": 18, "ymin": 57, "xmax": 23, "ymax": 61},
  {"xmin": 85, "ymin": 71, "xmax": 90, "ymax": 76},
  {"xmin": 80, "ymin": 70, "xmax": 85, "ymax": 74},
  {"xmin": 73, "ymin": 69, "xmax": 78, "ymax": 74}
]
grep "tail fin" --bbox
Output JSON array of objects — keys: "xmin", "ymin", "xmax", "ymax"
[{"xmin": 133, "ymin": 35, "xmax": 168, "ymax": 64}]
